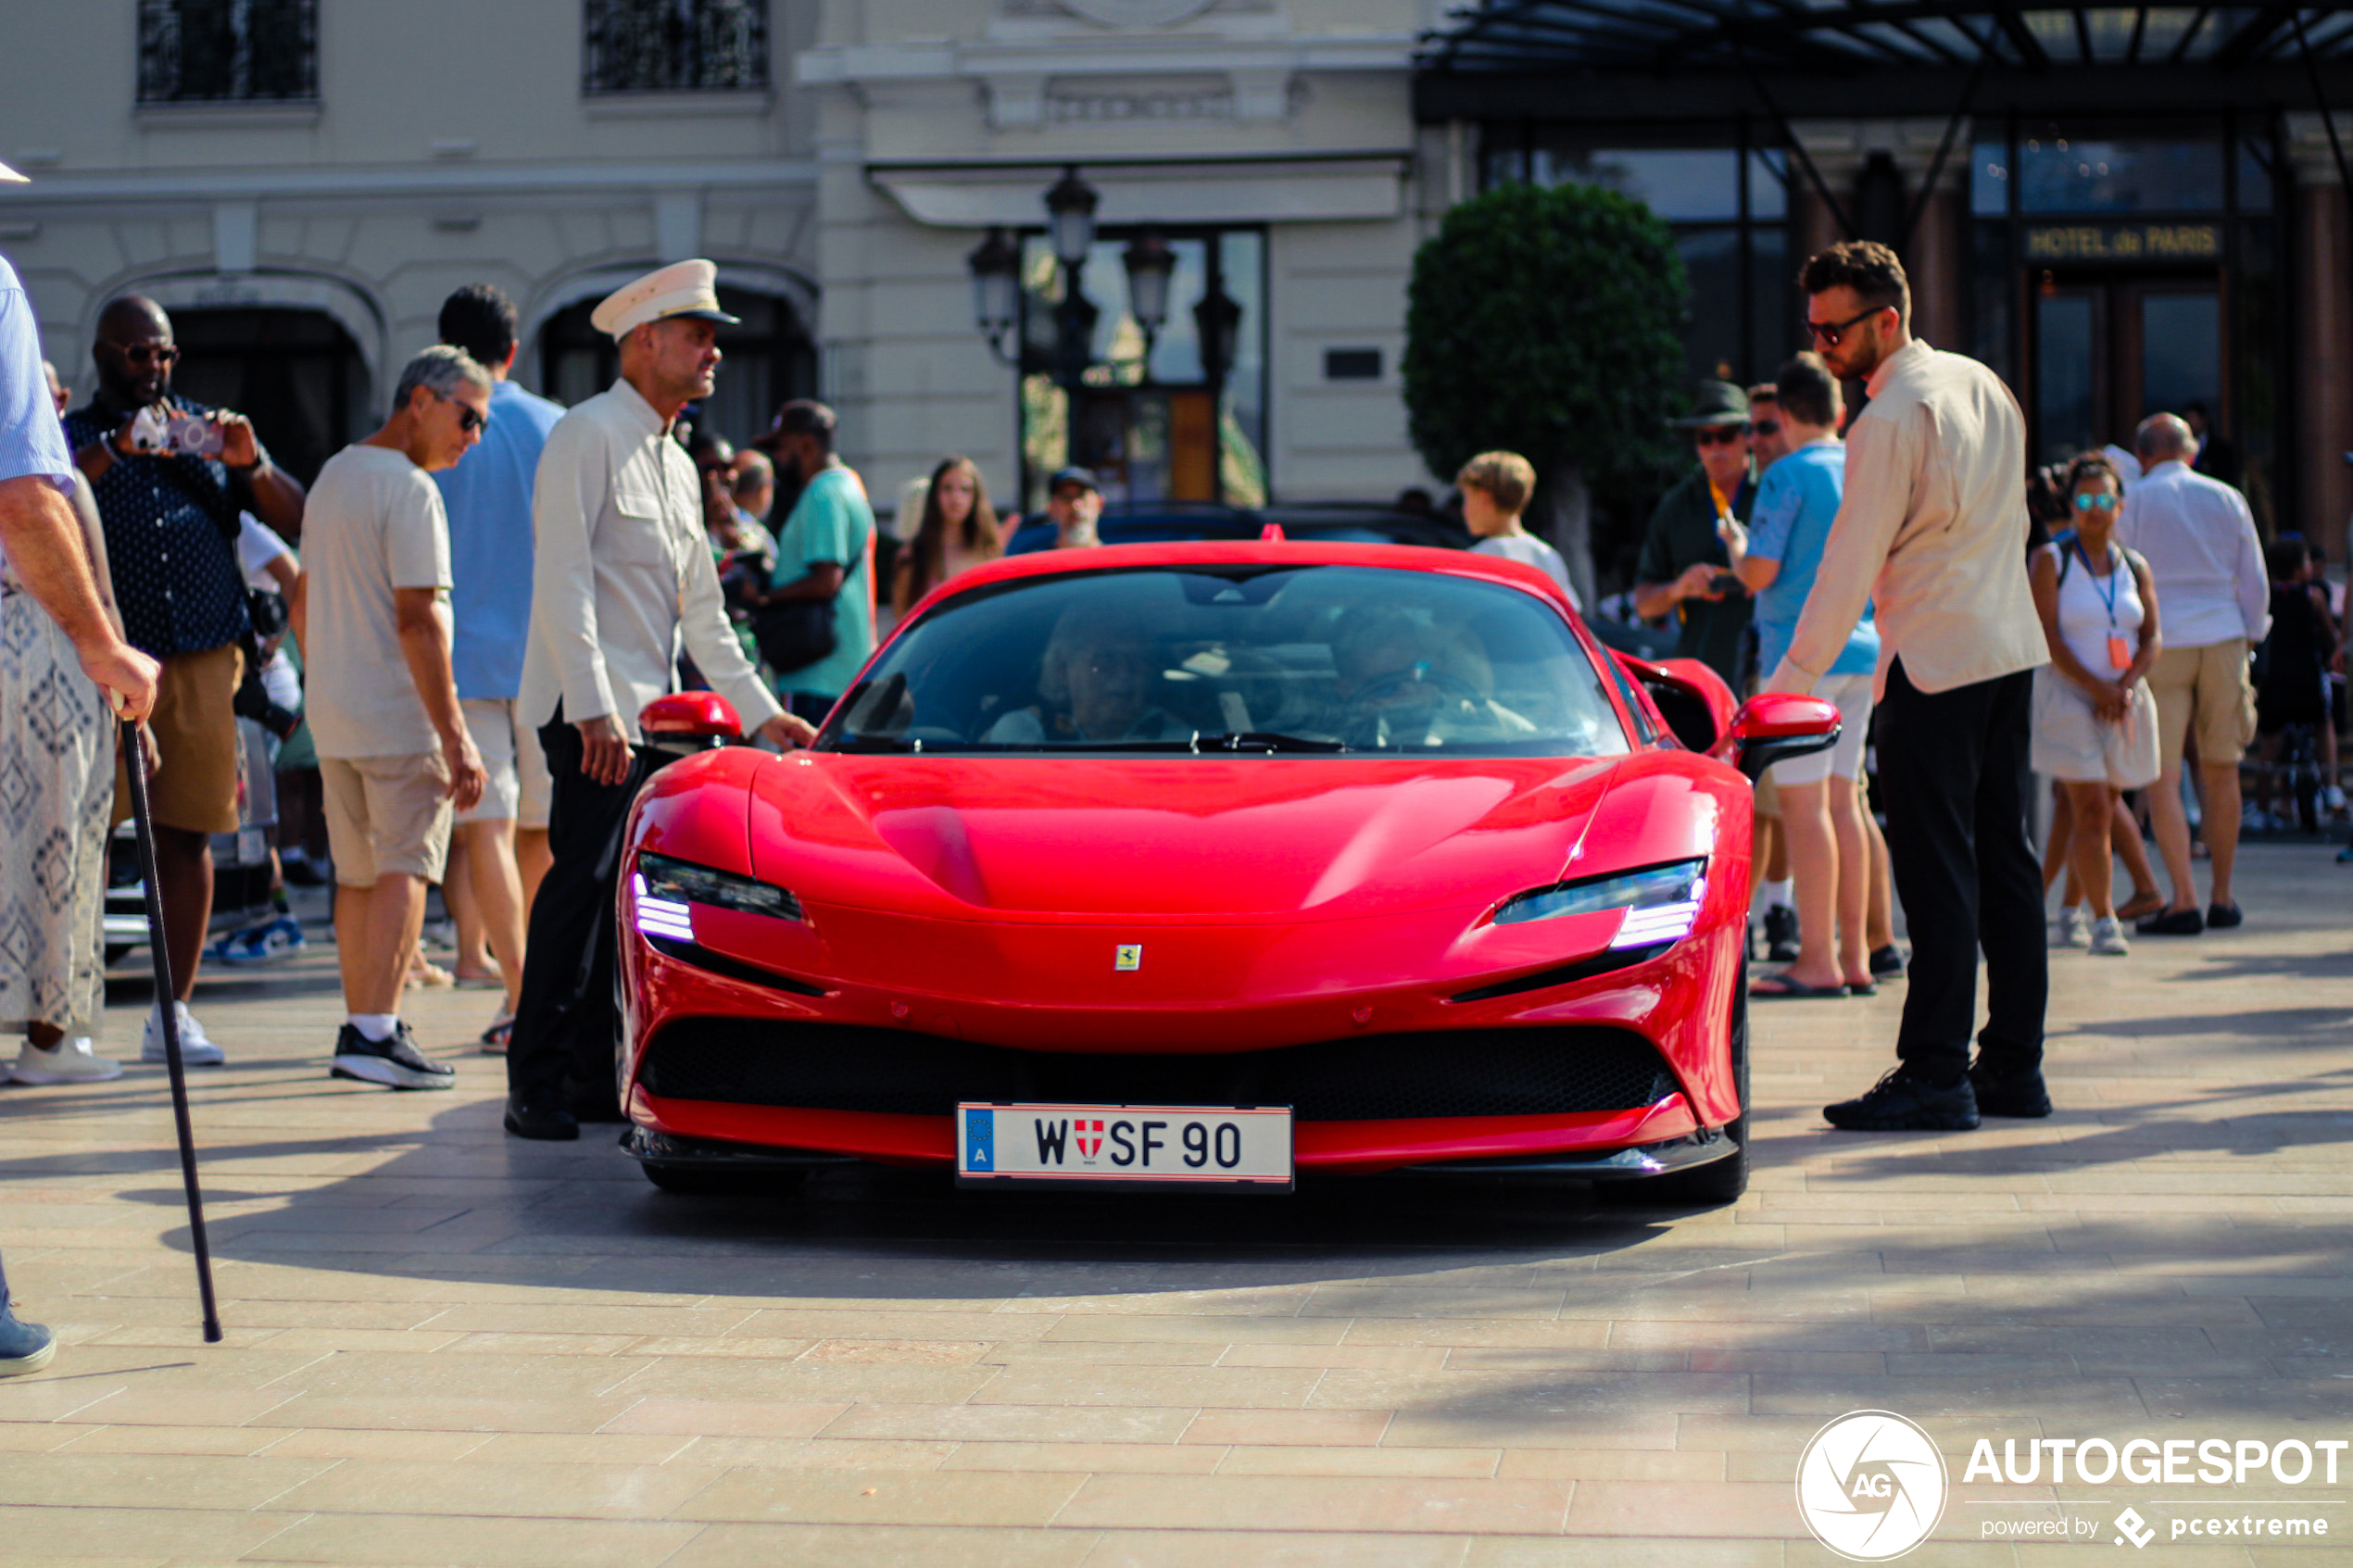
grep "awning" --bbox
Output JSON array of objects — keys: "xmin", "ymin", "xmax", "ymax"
[{"xmin": 871, "ymin": 155, "xmax": 1408, "ymax": 228}]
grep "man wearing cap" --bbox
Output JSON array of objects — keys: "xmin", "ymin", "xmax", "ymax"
[
  {"xmin": 1630, "ymin": 382, "xmax": 1757, "ymax": 688},
  {"xmin": 506, "ymin": 259, "xmax": 816, "ymax": 1142},
  {"xmin": 1045, "ymin": 466, "xmax": 1103, "ymax": 549},
  {"xmin": 759, "ymin": 399, "xmax": 875, "ymax": 726}
]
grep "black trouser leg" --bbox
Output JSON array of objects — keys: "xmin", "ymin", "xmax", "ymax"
[
  {"xmin": 1875, "ymin": 659, "xmax": 2032, "ymax": 1085},
  {"xmin": 507, "ymin": 718, "xmax": 651, "ymax": 1115},
  {"xmin": 1972, "ymin": 669, "xmax": 2048, "ymax": 1075}
]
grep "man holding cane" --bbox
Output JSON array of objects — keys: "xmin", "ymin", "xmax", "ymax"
[
  {"xmin": 507, "ymin": 261, "xmax": 814, "ymax": 1142},
  {"xmin": 0, "ymin": 235, "xmax": 162, "ymax": 1372}
]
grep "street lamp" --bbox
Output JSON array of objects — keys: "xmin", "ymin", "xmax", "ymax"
[
  {"xmin": 1121, "ymin": 228, "xmax": 1176, "ymax": 373},
  {"xmin": 1044, "ymin": 165, "xmax": 1099, "ymax": 266},
  {"xmin": 966, "ymin": 225, "xmax": 1020, "ymax": 365},
  {"xmin": 1194, "ymin": 271, "xmax": 1242, "ymax": 389}
]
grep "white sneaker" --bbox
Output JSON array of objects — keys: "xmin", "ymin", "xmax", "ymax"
[
  {"xmin": 11, "ymin": 1036, "xmax": 123, "ymax": 1085},
  {"xmin": 141, "ymin": 1001, "xmax": 225, "ymax": 1066},
  {"xmin": 2089, "ymin": 915, "xmax": 2131, "ymax": 956},
  {"xmin": 2050, "ymin": 907, "xmax": 2089, "ymax": 948}
]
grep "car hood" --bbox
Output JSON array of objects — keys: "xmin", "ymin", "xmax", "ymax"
[{"xmin": 749, "ymin": 753, "xmax": 1623, "ymax": 922}]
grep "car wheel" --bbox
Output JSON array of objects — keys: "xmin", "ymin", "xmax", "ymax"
[
  {"xmin": 641, "ymin": 1161, "xmax": 808, "ymax": 1197},
  {"xmin": 1648, "ymin": 954, "xmax": 1749, "ymax": 1207}
]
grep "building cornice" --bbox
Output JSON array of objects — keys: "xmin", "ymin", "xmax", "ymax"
[{"xmin": 0, "ymin": 159, "xmax": 819, "ymax": 207}]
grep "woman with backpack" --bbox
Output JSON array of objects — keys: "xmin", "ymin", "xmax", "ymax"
[{"xmin": 2030, "ymin": 451, "xmax": 2163, "ymax": 956}]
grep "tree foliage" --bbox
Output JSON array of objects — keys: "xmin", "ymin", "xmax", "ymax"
[{"xmin": 1403, "ymin": 182, "xmax": 1690, "ymax": 540}]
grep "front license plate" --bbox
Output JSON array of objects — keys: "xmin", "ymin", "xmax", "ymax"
[{"xmin": 956, "ymin": 1102, "xmax": 1293, "ymax": 1192}]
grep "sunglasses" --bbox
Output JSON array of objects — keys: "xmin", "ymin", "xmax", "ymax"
[
  {"xmin": 1693, "ymin": 426, "xmax": 1747, "ymax": 447},
  {"xmin": 434, "ymin": 390, "xmax": 486, "ymax": 433},
  {"xmin": 1750, "ymin": 419, "xmax": 1781, "ymax": 438},
  {"xmin": 2073, "ymin": 492, "xmax": 2119, "ymax": 512},
  {"xmin": 106, "ymin": 342, "xmax": 180, "ymax": 366},
  {"xmin": 1805, "ymin": 305, "xmax": 1888, "ymax": 347}
]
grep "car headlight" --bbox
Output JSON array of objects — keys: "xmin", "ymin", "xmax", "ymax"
[
  {"xmin": 1492, "ymin": 858, "xmax": 1707, "ymax": 949},
  {"xmin": 634, "ymin": 851, "xmax": 802, "ymax": 943}
]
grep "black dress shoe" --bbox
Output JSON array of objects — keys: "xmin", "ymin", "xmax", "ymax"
[
  {"xmin": 1824, "ymin": 1065, "xmax": 1980, "ymax": 1132},
  {"xmin": 2136, "ymin": 907, "xmax": 2204, "ymax": 935},
  {"xmin": 1764, "ymin": 905, "xmax": 1801, "ymax": 964},
  {"xmin": 1967, "ymin": 1058, "xmax": 2052, "ymax": 1118},
  {"xmin": 504, "ymin": 1100, "xmax": 580, "ymax": 1141},
  {"xmin": 2206, "ymin": 901, "xmax": 2243, "ymax": 929}
]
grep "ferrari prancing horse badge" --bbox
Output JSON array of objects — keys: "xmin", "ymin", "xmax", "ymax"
[{"xmin": 1114, "ymin": 945, "xmax": 1142, "ymax": 971}]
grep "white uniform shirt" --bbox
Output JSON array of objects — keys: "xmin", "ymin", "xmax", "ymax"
[
  {"xmin": 520, "ymin": 379, "xmax": 784, "ymax": 740},
  {"xmin": 2117, "ymin": 459, "xmax": 2271, "ymax": 650}
]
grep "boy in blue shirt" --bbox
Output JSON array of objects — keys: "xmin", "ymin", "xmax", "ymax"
[{"xmin": 1725, "ymin": 354, "xmax": 1889, "ymax": 998}]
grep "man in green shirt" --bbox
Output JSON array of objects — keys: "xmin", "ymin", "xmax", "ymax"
[
  {"xmin": 763, "ymin": 400, "xmax": 875, "ymax": 725},
  {"xmin": 1632, "ymin": 381, "xmax": 1758, "ymax": 687}
]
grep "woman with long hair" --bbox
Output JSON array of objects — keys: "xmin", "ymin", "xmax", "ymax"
[{"xmin": 891, "ymin": 457, "xmax": 1000, "ymax": 618}]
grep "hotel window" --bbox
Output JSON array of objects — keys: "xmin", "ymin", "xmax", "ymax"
[{"xmin": 137, "ymin": 0, "xmax": 318, "ymax": 104}]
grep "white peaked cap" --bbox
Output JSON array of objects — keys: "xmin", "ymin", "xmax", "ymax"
[{"xmin": 590, "ymin": 258, "xmax": 739, "ymax": 339}]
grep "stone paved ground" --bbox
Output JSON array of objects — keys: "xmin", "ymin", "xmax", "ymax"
[{"xmin": 1, "ymin": 843, "xmax": 2348, "ymax": 1566}]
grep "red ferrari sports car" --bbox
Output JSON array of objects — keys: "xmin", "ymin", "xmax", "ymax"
[{"xmin": 616, "ymin": 540, "xmax": 1836, "ymax": 1204}]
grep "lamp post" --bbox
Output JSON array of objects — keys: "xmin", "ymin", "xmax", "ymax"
[
  {"xmin": 1120, "ymin": 227, "xmax": 1176, "ymax": 374},
  {"xmin": 966, "ymin": 226, "xmax": 1019, "ymax": 364},
  {"xmin": 1042, "ymin": 166, "xmax": 1101, "ymax": 395}
]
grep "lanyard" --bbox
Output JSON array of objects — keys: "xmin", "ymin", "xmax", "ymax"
[{"xmin": 2070, "ymin": 539, "xmax": 2121, "ymax": 628}]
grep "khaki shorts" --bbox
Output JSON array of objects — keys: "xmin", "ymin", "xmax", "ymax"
[
  {"xmin": 457, "ymin": 698, "xmax": 552, "ymax": 829},
  {"xmin": 2149, "ymin": 638, "xmax": 2256, "ymax": 767},
  {"xmin": 1769, "ymin": 672, "xmax": 1874, "ymax": 787},
  {"xmin": 321, "ymin": 752, "xmax": 454, "ymax": 886},
  {"xmin": 114, "ymin": 641, "xmax": 245, "ymax": 834}
]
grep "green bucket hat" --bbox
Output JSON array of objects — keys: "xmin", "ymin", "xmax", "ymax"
[{"xmin": 1667, "ymin": 381, "xmax": 1751, "ymax": 429}]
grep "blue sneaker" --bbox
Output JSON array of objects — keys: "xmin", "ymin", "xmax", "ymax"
[
  {"xmin": 0, "ymin": 1305, "xmax": 56, "ymax": 1376},
  {"xmin": 212, "ymin": 916, "xmax": 307, "ymax": 967}
]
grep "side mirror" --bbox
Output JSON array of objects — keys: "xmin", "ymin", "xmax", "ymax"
[
  {"xmin": 1617, "ymin": 654, "xmax": 1736, "ymax": 753},
  {"xmin": 1718, "ymin": 693, "xmax": 1841, "ymax": 781},
  {"xmin": 640, "ymin": 692, "xmax": 743, "ymax": 754}
]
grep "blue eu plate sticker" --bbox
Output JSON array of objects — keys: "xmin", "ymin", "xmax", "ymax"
[{"xmin": 964, "ymin": 1108, "xmax": 994, "ymax": 1171}]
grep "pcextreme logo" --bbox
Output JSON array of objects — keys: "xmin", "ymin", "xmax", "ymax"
[{"xmin": 1796, "ymin": 1410, "xmax": 1950, "ymax": 1561}]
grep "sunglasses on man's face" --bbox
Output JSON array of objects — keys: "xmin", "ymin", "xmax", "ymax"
[
  {"xmin": 1750, "ymin": 419, "xmax": 1781, "ymax": 438},
  {"xmin": 1693, "ymin": 425, "xmax": 1747, "ymax": 448},
  {"xmin": 107, "ymin": 342, "xmax": 180, "ymax": 366},
  {"xmin": 433, "ymin": 391, "xmax": 486, "ymax": 433},
  {"xmin": 2073, "ymin": 492, "xmax": 2119, "ymax": 512},
  {"xmin": 1805, "ymin": 304, "xmax": 1888, "ymax": 347}
]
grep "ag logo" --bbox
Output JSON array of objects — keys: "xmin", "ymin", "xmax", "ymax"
[
  {"xmin": 1795, "ymin": 1410, "xmax": 1948, "ymax": 1561},
  {"xmin": 2114, "ymin": 1507, "xmax": 2156, "ymax": 1548},
  {"xmin": 1114, "ymin": 944, "xmax": 1142, "ymax": 971}
]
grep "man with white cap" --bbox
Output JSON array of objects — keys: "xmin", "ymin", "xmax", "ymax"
[{"xmin": 506, "ymin": 259, "xmax": 815, "ymax": 1142}]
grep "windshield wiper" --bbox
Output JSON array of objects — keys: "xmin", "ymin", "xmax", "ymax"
[{"xmin": 1202, "ymin": 732, "xmax": 1348, "ymax": 754}]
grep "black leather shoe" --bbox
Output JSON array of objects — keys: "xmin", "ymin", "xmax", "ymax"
[
  {"xmin": 1869, "ymin": 944, "xmax": 1907, "ymax": 980},
  {"xmin": 2206, "ymin": 901, "xmax": 2243, "ymax": 929},
  {"xmin": 1824, "ymin": 1065, "xmax": 1980, "ymax": 1131},
  {"xmin": 1764, "ymin": 905, "xmax": 1801, "ymax": 964},
  {"xmin": 2136, "ymin": 906, "xmax": 2204, "ymax": 935},
  {"xmin": 504, "ymin": 1099, "xmax": 580, "ymax": 1141},
  {"xmin": 1967, "ymin": 1058, "xmax": 2052, "ymax": 1118}
]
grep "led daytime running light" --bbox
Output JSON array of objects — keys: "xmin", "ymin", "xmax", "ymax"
[
  {"xmin": 636, "ymin": 851, "xmax": 802, "ymax": 922},
  {"xmin": 1493, "ymin": 859, "xmax": 1708, "ymax": 951},
  {"xmin": 632, "ymin": 873, "xmax": 697, "ymax": 942}
]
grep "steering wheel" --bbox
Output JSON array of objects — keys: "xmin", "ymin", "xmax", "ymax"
[{"xmin": 1342, "ymin": 667, "xmax": 1499, "ymax": 746}]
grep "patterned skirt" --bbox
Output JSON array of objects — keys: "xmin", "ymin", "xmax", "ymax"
[{"xmin": 0, "ymin": 588, "xmax": 116, "ymax": 1033}]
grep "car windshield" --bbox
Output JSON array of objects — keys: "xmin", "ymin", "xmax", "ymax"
[{"xmin": 822, "ymin": 564, "xmax": 1630, "ymax": 758}]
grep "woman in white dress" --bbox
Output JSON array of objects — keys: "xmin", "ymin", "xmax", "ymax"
[{"xmin": 0, "ymin": 407, "xmax": 129, "ymax": 1083}]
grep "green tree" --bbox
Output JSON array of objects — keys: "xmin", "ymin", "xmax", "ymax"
[{"xmin": 1403, "ymin": 182, "xmax": 1691, "ymax": 603}]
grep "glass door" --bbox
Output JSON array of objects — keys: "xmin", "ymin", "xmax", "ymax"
[{"xmin": 2033, "ymin": 284, "xmax": 2107, "ymax": 467}]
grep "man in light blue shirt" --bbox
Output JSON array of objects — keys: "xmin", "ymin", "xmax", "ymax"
[
  {"xmin": 431, "ymin": 286, "xmax": 564, "ymax": 1046},
  {"xmin": 1726, "ymin": 353, "xmax": 1885, "ymax": 999},
  {"xmin": 761, "ymin": 399, "xmax": 875, "ymax": 726}
]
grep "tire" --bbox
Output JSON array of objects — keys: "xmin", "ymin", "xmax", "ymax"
[
  {"xmin": 1647, "ymin": 954, "xmax": 1749, "ymax": 1206},
  {"xmin": 641, "ymin": 1161, "xmax": 808, "ymax": 1197}
]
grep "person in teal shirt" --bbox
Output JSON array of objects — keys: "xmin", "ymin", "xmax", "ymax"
[{"xmin": 761, "ymin": 399, "xmax": 875, "ymax": 725}]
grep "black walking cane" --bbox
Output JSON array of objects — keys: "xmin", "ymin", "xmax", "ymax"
[{"xmin": 118, "ymin": 713, "xmax": 222, "ymax": 1344}]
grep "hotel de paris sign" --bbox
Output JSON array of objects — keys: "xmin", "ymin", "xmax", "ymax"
[{"xmin": 2022, "ymin": 221, "xmax": 2223, "ymax": 265}]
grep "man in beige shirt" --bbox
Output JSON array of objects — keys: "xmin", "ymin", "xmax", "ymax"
[{"xmin": 1768, "ymin": 242, "xmax": 2050, "ymax": 1134}]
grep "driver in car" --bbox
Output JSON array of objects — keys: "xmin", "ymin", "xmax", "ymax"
[
  {"xmin": 984, "ymin": 606, "xmax": 1193, "ymax": 746},
  {"xmin": 1323, "ymin": 605, "xmax": 1535, "ymax": 746}
]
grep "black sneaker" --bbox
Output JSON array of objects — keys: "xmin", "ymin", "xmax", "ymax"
[
  {"xmin": 0, "ymin": 1304, "xmax": 56, "ymax": 1376},
  {"xmin": 1869, "ymin": 944, "xmax": 1907, "ymax": 980},
  {"xmin": 504, "ymin": 1099, "xmax": 580, "ymax": 1141},
  {"xmin": 329, "ymin": 1022, "xmax": 455, "ymax": 1091},
  {"xmin": 2136, "ymin": 906, "xmax": 2204, "ymax": 935},
  {"xmin": 1764, "ymin": 905, "xmax": 1801, "ymax": 964},
  {"xmin": 1824, "ymin": 1065, "xmax": 1980, "ymax": 1132},
  {"xmin": 1967, "ymin": 1058, "xmax": 2052, "ymax": 1118},
  {"xmin": 2206, "ymin": 901, "xmax": 2243, "ymax": 929}
]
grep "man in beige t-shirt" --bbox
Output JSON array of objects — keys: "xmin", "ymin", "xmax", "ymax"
[
  {"xmin": 1768, "ymin": 242, "xmax": 2050, "ymax": 1135},
  {"xmin": 295, "ymin": 346, "xmax": 489, "ymax": 1092}
]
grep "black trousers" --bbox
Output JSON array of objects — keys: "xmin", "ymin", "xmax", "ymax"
[
  {"xmin": 506, "ymin": 715, "xmax": 655, "ymax": 1116},
  {"xmin": 1873, "ymin": 659, "xmax": 2048, "ymax": 1083}
]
